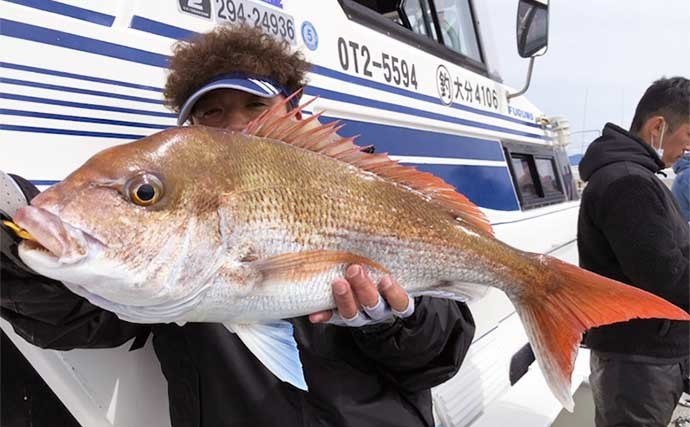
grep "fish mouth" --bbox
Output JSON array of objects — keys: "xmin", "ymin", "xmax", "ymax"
[{"xmin": 13, "ymin": 205, "xmax": 104, "ymax": 265}]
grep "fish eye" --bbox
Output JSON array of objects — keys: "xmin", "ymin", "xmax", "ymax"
[
  {"xmin": 136, "ymin": 184, "xmax": 155, "ymax": 201},
  {"xmin": 125, "ymin": 173, "xmax": 164, "ymax": 206}
]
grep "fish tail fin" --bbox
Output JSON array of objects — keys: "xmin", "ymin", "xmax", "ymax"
[{"xmin": 513, "ymin": 254, "xmax": 690, "ymax": 412}]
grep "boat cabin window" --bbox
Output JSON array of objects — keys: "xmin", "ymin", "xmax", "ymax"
[
  {"xmin": 534, "ymin": 157, "xmax": 560, "ymax": 194},
  {"xmin": 401, "ymin": 0, "xmax": 436, "ymax": 38},
  {"xmin": 554, "ymin": 148, "xmax": 578, "ymax": 201},
  {"xmin": 339, "ymin": 0, "xmax": 486, "ymax": 74},
  {"xmin": 351, "ymin": 0, "xmax": 406, "ymax": 24},
  {"xmin": 504, "ymin": 142, "xmax": 566, "ymax": 210},
  {"xmin": 433, "ymin": 0, "xmax": 482, "ymax": 62},
  {"xmin": 510, "ymin": 154, "xmax": 540, "ymax": 200}
]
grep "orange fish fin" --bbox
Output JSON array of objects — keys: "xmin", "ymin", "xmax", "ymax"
[
  {"xmin": 243, "ymin": 92, "xmax": 493, "ymax": 236},
  {"xmin": 252, "ymin": 250, "xmax": 389, "ymax": 282},
  {"xmin": 515, "ymin": 255, "xmax": 690, "ymax": 411}
]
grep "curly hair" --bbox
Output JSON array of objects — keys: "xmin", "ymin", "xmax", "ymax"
[{"xmin": 164, "ymin": 24, "xmax": 311, "ymax": 112}]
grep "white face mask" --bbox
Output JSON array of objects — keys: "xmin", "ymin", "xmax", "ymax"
[{"xmin": 651, "ymin": 121, "xmax": 666, "ymax": 159}]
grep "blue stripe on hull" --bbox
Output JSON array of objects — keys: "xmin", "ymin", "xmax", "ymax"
[
  {"xmin": 1, "ymin": 62, "xmax": 163, "ymax": 92},
  {"xmin": 321, "ymin": 116, "xmax": 518, "ymax": 210},
  {"xmin": 0, "ymin": 124, "xmax": 145, "ymax": 139},
  {"xmin": 0, "ymin": 93, "xmax": 176, "ymax": 118},
  {"xmin": 0, "ymin": 19, "xmax": 169, "ymax": 68},
  {"xmin": 0, "ymin": 19, "xmax": 544, "ymax": 139},
  {"xmin": 328, "ymin": 116, "xmax": 505, "ymax": 161},
  {"xmin": 412, "ymin": 163, "xmax": 519, "ymax": 211},
  {"xmin": 307, "ymin": 87, "xmax": 541, "ymax": 139},
  {"xmin": 4, "ymin": 0, "xmax": 115, "ymax": 26},
  {"xmin": 0, "ymin": 108, "xmax": 171, "ymax": 129},
  {"xmin": 130, "ymin": 15, "xmax": 195, "ymax": 40},
  {"xmin": 0, "ymin": 77, "xmax": 163, "ymax": 105}
]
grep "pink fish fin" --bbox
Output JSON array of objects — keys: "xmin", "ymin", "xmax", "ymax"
[
  {"xmin": 243, "ymin": 91, "xmax": 493, "ymax": 236},
  {"xmin": 243, "ymin": 90, "xmax": 311, "ymax": 136},
  {"xmin": 252, "ymin": 250, "xmax": 389, "ymax": 282},
  {"xmin": 514, "ymin": 254, "xmax": 690, "ymax": 412}
]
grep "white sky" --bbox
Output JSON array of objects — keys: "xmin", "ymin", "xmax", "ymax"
[{"xmin": 481, "ymin": 0, "xmax": 690, "ymax": 155}]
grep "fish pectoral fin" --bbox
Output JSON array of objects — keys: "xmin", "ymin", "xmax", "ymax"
[
  {"xmin": 251, "ymin": 250, "xmax": 389, "ymax": 282},
  {"xmin": 225, "ymin": 321, "xmax": 308, "ymax": 391},
  {"xmin": 411, "ymin": 281, "xmax": 489, "ymax": 303}
]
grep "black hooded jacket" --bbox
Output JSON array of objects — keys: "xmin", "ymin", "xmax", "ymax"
[
  {"xmin": 1, "ymin": 175, "xmax": 475, "ymax": 427},
  {"xmin": 577, "ymin": 123, "xmax": 689, "ymax": 359}
]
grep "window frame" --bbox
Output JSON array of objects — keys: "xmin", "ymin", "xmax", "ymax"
[
  {"xmin": 337, "ymin": 0, "xmax": 489, "ymax": 77},
  {"xmin": 432, "ymin": 0, "xmax": 484, "ymax": 63},
  {"xmin": 503, "ymin": 141, "xmax": 567, "ymax": 210},
  {"xmin": 399, "ymin": 0, "xmax": 434, "ymax": 37}
]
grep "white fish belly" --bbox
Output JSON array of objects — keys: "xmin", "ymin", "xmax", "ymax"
[{"xmin": 194, "ymin": 235, "xmax": 494, "ymax": 323}]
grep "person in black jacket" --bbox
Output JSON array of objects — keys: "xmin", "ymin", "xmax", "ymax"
[
  {"xmin": 578, "ymin": 76, "xmax": 690, "ymax": 427},
  {"xmin": 1, "ymin": 24, "xmax": 475, "ymax": 427}
]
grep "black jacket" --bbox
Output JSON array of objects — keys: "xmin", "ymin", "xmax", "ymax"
[
  {"xmin": 1, "ymin": 177, "xmax": 475, "ymax": 427},
  {"xmin": 577, "ymin": 123, "xmax": 689, "ymax": 359}
]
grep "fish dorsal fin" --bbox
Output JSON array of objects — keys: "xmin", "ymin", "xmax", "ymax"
[{"xmin": 243, "ymin": 92, "xmax": 494, "ymax": 236}]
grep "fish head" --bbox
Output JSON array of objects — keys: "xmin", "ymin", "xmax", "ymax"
[{"xmin": 15, "ymin": 127, "xmax": 236, "ymax": 315}]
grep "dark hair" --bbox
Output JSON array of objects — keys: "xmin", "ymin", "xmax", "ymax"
[
  {"xmin": 164, "ymin": 24, "xmax": 311, "ymax": 112},
  {"xmin": 630, "ymin": 76, "xmax": 690, "ymax": 134}
]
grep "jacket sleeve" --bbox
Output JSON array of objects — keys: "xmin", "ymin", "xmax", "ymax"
[
  {"xmin": 596, "ymin": 175, "xmax": 687, "ymax": 299},
  {"xmin": 1, "ymin": 261, "xmax": 147, "ymax": 351},
  {"xmin": 350, "ymin": 296, "xmax": 475, "ymax": 392}
]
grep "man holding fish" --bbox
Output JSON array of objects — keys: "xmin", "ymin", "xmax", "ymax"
[
  {"xmin": 4, "ymin": 23, "xmax": 690, "ymax": 426},
  {"xmin": 1, "ymin": 24, "xmax": 476, "ymax": 427}
]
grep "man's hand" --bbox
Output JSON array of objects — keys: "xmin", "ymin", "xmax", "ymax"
[{"xmin": 309, "ymin": 264, "xmax": 414, "ymax": 326}]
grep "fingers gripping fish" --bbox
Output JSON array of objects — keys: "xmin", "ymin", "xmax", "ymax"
[{"xmin": 11, "ymin": 94, "xmax": 690, "ymax": 411}]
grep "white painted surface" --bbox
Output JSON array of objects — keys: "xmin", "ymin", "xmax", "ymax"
[{"xmin": 2, "ymin": 318, "xmax": 169, "ymax": 427}]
